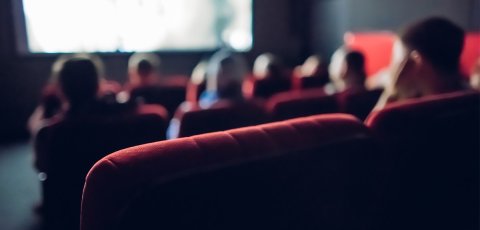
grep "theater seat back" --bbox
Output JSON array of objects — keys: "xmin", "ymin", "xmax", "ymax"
[
  {"xmin": 81, "ymin": 114, "xmax": 386, "ymax": 230},
  {"xmin": 36, "ymin": 105, "xmax": 168, "ymax": 229},
  {"xmin": 245, "ymin": 76, "xmax": 291, "ymax": 99},
  {"xmin": 177, "ymin": 101, "xmax": 267, "ymax": 137},
  {"xmin": 366, "ymin": 91, "xmax": 480, "ymax": 230},
  {"xmin": 130, "ymin": 85, "xmax": 186, "ymax": 116},
  {"xmin": 337, "ymin": 88, "xmax": 383, "ymax": 120},
  {"xmin": 267, "ymin": 89, "xmax": 338, "ymax": 121}
]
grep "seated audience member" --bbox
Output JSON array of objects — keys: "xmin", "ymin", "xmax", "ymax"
[
  {"xmin": 199, "ymin": 50, "xmax": 248, "ymax": 108},
  {"xmin": 292, "ymin": 55, "xmax": 330, "ymax": 90},
  {"xmin": 126, "ymin": 52, "xmax": 162, "ymax": 89},
  {"xmin": 375, "ymin": 17, "xmax": 469, "ymax": 109},
  {"xmin": 123, "ymin": 52, "xmax": 187, "ymax": 115},
  {"xmin": 328, "ymin": 47, "xmax": 367, "ymax": 93},
  {"xmin": 167, "ymin": 50, "xmax": 248, "ymax": 139},
  {"xmin": 328, "ymin": 47, "xmax": 383, "ymax": 119},
  {"xmin": 28, "ymin": 54, "xmax": 121, "ymax": 135},
  {"xmin": 34, "ymin": 56, "xmax": 167, "ymax": 230},
  {"xmin": 34, "ymin": 57, "xmax": 135, "ymax": 172},
  {"xmin": 470, "ymin": 58, "xmax": 480, "ymax": 91},
  {"xmin": 243, "ymin": 53, "xmax": 290, "ymax": 98}
]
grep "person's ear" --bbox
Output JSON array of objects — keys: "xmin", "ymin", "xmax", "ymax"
[{"xmin": 409, "ymin": 50, "xmax": 423, "ymax": 67}]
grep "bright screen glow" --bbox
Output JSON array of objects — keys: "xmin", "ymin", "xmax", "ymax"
[{"xmin": 22, "ymin": 0, "xmax": 252, "ymax": 53}]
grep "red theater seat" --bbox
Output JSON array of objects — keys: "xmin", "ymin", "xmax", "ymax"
[
  {"xmin": 292, "ymin": 75, "xmax": 329, "ymax": 90},
  {"xmin": 81, "ymin": 114, "xmax": 385, "ymax": 230},
  {"xmin": 175, "ymin": 100, "xmax": 268, "ymax": 138},
  {"xmin": 266, "ymin": 89, "xmax": 338, "ymax": 121},
  {"xmin": 243, "ymin": 74, "xmax": 291, "ymax": 99},
  {"xmin": 336, "ymin": 88, "xmax": 383, "ymax": 120},
  {"xmin": 366, "ymin": 91, "xmax": 480, "ymax": 230},
  {"xmin": 129, "ymin": 76, "xmax": 189, "ymax": 116},
  {"xmin": 35, "ymin": 104, "xmax": 168, "ymax": 230}
]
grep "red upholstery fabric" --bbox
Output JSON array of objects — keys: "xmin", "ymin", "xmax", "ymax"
[
  {"xmin": 81, "ymin": 114, "xmax": 385, "ymax": 230},
  {"xmin": 176, "ymin": 100, "xmax": 268, "ymax": 137},
  {"xmin": 366, "ymin": 91, "xmax": 480, "ymax": 230},
  {"xmin": 34, "ymin": 104, "xmax": 168, "ymax": 230},
  {"xmin": 336, "ymin": 88, "xmax": 383, "ymax": 120},
  {"xmin": 266, "ymin": 89, "xmax": 338, "ymax": 121}
]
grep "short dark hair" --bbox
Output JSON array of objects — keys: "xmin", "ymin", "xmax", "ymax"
[
  {"xmin": 345, "ymin": 51, "xmax": 365, "ymax": 74},
  {"xmin": 59, "ymin": 58, "xmax": 99, "ymax": 105},
  {"xmin": 137, "ymin": 59, "xmax": 154, "ymax": 77},
  {"xmin": 345, "ymin": 50, "xmax": 366, "ymax": 84},
  {"xmin": 399, "ymin": 17, "xmax": 465, "ymax": 75}
]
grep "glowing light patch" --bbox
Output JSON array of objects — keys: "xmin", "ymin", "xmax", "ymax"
[{"xmin": 22, "ymin": 0, "xmax": 252, "ymax": 53}]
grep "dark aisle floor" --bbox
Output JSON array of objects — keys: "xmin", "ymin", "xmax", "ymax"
[{"xmin": 0, "ymin": 142, "xmax": 42, "ymax": 230}]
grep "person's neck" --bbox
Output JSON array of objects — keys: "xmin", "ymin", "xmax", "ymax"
[{"xmin": 419, "ymin": 72, "xmax": 463, "ymax": 97}]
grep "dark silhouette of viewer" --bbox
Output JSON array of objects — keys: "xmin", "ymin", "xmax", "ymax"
[
  {"xmin": 125, "ymin": 52, "xmax": 185, "ymax": 115},
  {"xmin": 375, "ymin": 17, "xmax": 469, "ymax": 109},
  {"xmin": 59, "ymin": 58, "xmax": 99, "ymax": 112},
  {"xmin": 167, "ymin": 50, "xmax": 266, "ymax": 139},
  {"xmin": 328, "ymin": 47, "xmax": 367, "ymax": 93},
  {"xmin": 244, "ymin": 53, "xmax": 291, "ymax": 98},
  {"xmin": 328, "ymin": 47, "xmax": 383, "ymax": 120}
]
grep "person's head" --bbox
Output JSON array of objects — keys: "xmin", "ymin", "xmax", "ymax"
[
  {"xmin": 128, "ymin": 53, "xmax": 161, "ymax": 85},
  {"xmin": 344, "ymin": 51, "xmax": 367, "ymax": 85},
  {"xmin": 253, "ymin": 53, "xmax": 282, "ymax": 80},
  {"xmin": 301, "ymin": 55, "xmax": 328, "ymax": 78},
  {"xmin": 328, "ymin": 47, "xmax": 366, "ymax": 91},
  {"xmin": 388, "ymin": 17, "xmax": 465, "ymax": 97},
  {"xmin": 206, "ymin": 50, "xmax": 247, "ymax": 99},
  {"xmin": 58, "ymin": 58, "xmax": 99, "ymax": 107}
]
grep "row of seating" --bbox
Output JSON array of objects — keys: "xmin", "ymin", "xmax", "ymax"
[
  {"xmin": 81, "ymin": 90, "xmax": 479, "ymax": 230},
  {"xmin": 171, "ymin": 88, "xmax": 382, "ymax": 138}
]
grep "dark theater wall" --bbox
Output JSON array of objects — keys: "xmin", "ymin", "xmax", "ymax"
[
  {"xmin": 0, "ymin": 0, "xmax": 308, "ymax": 141},
  {"xmin": 311, "ymin": 0, "xmax": 479, "ymax": 59}
]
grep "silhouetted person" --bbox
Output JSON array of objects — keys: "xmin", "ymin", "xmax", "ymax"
[
  {"xmin": 167, "ymin": 50, "xmax": 248, "ymax": 139},
  {"xmin": 28, "ymin": 54, "xmax": 121, "ymax": 135},
  {"xmin": 125, "ymin": 52, "xmax": 186, "ymax": 115},
  {"xmin": 328, "ymin": 47, "xmax": 383, "ymax": 119},
  {"xmin": 328, "ymin": 47, "xmax": 367, "ymax": 93},
  {"xmin": 244, "ymin": 53, "xmax": 290, "ymax": 98},
  {"xmin": 59, "ymin": 58, "xmax": 99, "ymax": 112},
  {"xmin": 34, "ymin": 56, "xmax": 165, "ymax": 230},
  {"xmin": 375, "ymin": 17, "xmax": 468, "ymax": 109},
  {"xmin": 199, "ymin": 50, "xmax": 247, "ymax": 108},
  {"xmin": 126, "ymin": 52, "xmax": 162, "ymax": 89},
  {"xmin": 293, "ymin": 55, "xmax": 330, "ymax": 90}
]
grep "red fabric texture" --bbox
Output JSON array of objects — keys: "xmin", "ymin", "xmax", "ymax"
[
  {"xmin": 176, "ymin": 100, "xmax": 268, "ymax": 137},
  {"xmin": 336, "ymin": 88, "xmax": 383, "ymax": 120},
  {"xmin": 81, "ymin": 114, "xmax": 378, "ymax": 230},
  {"xmin": 266, "ymin": 89, "xmax": 338, "ymax": 121}
]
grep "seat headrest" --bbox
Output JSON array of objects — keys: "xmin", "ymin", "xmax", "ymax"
[{"xmin": 81, "ymin": 114, "xmax": 370, "ymax": 230}]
